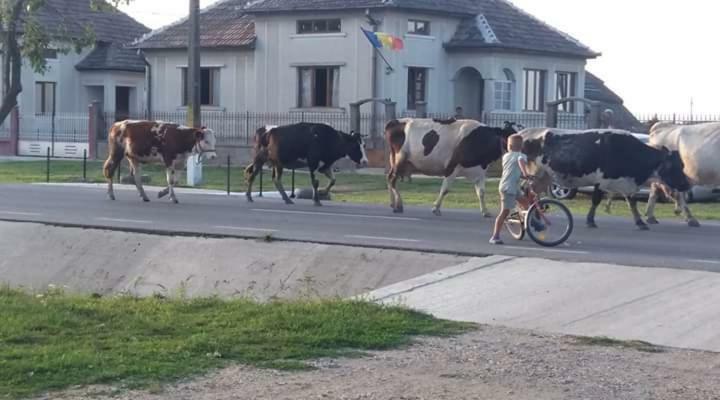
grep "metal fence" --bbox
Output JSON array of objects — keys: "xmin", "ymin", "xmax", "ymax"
[
  {"xmin": 18, "ymin": 113, "xmax": 88, "ymax": 143},
  {"xmin": 0, "ymin": 118, "xmax": 9, "ymax": 139},
  {"xmin": 101, "ymin": 111, "xmax": 387, "ymax": 146},
  {"xmin": 484, "ymin": 111, "xmax": 587, "ymax": 129},
  {"xmin": 635, "ymin": 113, "xmax": 720, "ymax": 126}
]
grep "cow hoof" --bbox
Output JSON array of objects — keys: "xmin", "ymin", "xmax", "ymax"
[
  {"xmin": 246, "ymin": 195, "xmax": 254, "ymax": 203},
  {"xmin": 108, "ymin": 194, "xmax": 115, "ymax": 201},
  {"xmin": 432, "ymin": 208, "xmax": 442, "ymax": 216},
  {"xmin": 172, "ymin": 199, "xmax": 179, "ymax": 204},
  {"xmin": 586, "ymin": 222, "xmax": 598, "ymax": 229},
  {"xmin": 688, "ymin": 219, "xmax": 701, "ymax": 228},
  {"xmin": 158, "ymin": 190, "xmax": 169, "ymax": 199},
  {"xmin": 142, "ymin": 198, "xmax": 150, "ymax": 203},
  {"xmin": 393, "ymin": 208, "xmax": 404, "ymax": 214},
  {"xmin": 637, "ymin": 224, "xmax": 650, "ymax": 231},
  {"xmin": 314, "ymin": 201, "xmax": 323, "ymax": 207},
  {"xmin": 284, "ymin": 200, "xmax": 295, "ymax": 205},
  {"xmin": 482, "ymin": 212, "xmax": 493, "ymax": 218},
  {"xmin": 647, "ymin": 217, "xmax": 659, "ymax": 225}
]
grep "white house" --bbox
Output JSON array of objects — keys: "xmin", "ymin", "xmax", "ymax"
[
  {"xmin": 136, "ymin": 0, "xmax": 599, "ymax": 123},
  {"xmin": 0, "ymin": 0, "xmax": 148, "ymax": 157}
]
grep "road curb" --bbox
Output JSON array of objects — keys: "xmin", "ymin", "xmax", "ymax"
[{"xmin": 358, "ymin": 255, "xmax": 515, "ymax": 302}]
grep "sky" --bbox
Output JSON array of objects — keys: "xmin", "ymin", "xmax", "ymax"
[{"xmin": 120, "ymin": 0, "xmax": 719, "ymax": 114}]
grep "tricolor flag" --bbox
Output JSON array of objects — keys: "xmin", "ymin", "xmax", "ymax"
[{"xmin": 361, "ymin": 27, "xmax": 404, "ymax": 51}]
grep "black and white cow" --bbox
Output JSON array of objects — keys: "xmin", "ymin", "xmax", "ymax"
[
  {"xmin": 245, "ymin": 122, "xmax": 368, "ymax": 206},
  {"xmin": 645, "ymin": 121, "xmax": 720, "ymax": 227},
  {"xmin": 385, "ymin": 118, "xmax": 518, "ymax": 216},
  {"xmin": 520, "ymin": 128, "xmax": 690, "ymax": 230}
]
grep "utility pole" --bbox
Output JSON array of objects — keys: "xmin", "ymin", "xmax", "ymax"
[{"xmin": 188, "ymin": 0, "xmax": 201, "ymax": 128}]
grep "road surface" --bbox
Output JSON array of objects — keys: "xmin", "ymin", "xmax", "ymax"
[{"xmin": 0, "ymin": 183, "xmax": 718, "ymax": 271}]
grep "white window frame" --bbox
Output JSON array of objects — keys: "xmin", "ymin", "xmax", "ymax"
[
  {"xmin": 407, "ymin": 67, "xmax": 428, "ymax": 110},
  {"xmin": 297, "ymin": 66, "xmax": 341, "ymax": 109},
  {"xmin": 407, "ymin": 19, "xmax": 431, "ymax": 36},
  {"xmin": 524, "ymin": 69, "xmax": 546, "ymax": 112},
  {"xmin": 35, "ymin": 81, "xmax": 56, "ymax": 115},
  {"xmin": 297, "ymin": 19, "xmax": 342, "ymax": 35},
  {"xmin": 556, "ymin": 71, "xmax": 578, "ymax": 113},
  {"xmin": 494, "ymin": 81, "xmax": 513, "ymax": 111},
  {"xmin": 181, "ymin": 67, "xmax": 221, "ymax": 107}
]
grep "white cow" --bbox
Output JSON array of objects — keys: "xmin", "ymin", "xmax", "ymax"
[
  {"xmin": 646, "ymin": 122, "xmax": 720, "ymax": 227},
  {"xmin": 385, "ymin": 118, "xmax": 517, "ymax": 216}
]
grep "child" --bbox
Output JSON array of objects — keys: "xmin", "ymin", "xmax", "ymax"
[{"xmin": 490, "ymin": 134, "xmax": 530, "ymax": 245}]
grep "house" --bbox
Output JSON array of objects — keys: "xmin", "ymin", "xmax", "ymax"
[
  {"xmin": 136, "ymin": 0, "xmax": 599, "ymax": 131},
  {"xmin": 0, "ymin": 0, "xmax": 148, "ymax": 157},
  {"xmin": 584, "ymin": 72, "xmax": 647, "ymax": 133}
]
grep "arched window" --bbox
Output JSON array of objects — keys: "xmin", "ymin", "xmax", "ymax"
[{"xmin": 494, "ymin": 68, "xmax": 515, "ymax": 111}]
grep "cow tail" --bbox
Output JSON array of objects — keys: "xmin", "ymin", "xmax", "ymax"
[{"xmin": 103, "ymin": 123, "xmax": 124, "ymax": 180}]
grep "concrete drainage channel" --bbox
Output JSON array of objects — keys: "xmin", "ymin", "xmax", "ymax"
[{"xmin": 0, "ymin": 221, "xmax": 470, "ymax": 300}]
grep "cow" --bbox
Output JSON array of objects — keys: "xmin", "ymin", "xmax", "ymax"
[
  {"xmin": 103, "ymin": 120, "xmax": 217, "ymax": 203},
  {"xmin": 244, "ymin": 122, "xmax": 368, "ymax": 206},
  {"xmin": 645, "ymin": 121, "xmax": 720, "ymax": 227},
  {"xmin": 385, "ymin": 118, "xmax": 518, "ymax": 216},
  {"xmin": 519, "ymin": 128, "xmax": 690, "ymax": 230}
]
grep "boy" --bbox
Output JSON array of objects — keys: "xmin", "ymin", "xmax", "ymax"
[{"xmin": 490, "ymin": 134, "xmax": 530, "ymax": 245}]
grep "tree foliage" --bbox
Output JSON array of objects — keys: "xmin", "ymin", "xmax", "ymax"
[{"xmin": 0, "ymin": 0, "xmax": 132, "ymax": 125}]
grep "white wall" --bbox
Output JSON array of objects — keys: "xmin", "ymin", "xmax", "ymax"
[
  {"xmin": 143, "ymin": 10, "xmax": 588, "ymax": 117},
  {"xmin": 78, "ymin": 70, "xmax": 146, "ymax": 114}
]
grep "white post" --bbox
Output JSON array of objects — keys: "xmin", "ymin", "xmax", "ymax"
[{"xmin": 186, "ymin": 154, "xmax": 203, "ymax": 186}]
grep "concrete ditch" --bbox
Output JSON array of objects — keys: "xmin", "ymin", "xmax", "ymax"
[{"xmin": 0, "ymin": 221, "xmax": 468, "ymax": 300}]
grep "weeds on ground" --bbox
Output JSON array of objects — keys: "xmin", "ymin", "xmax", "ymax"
[
  {"xmin": 572, "ymin": 336, "xmax": 665, "ymax": 353},
  {"xmin": 0, "ymin": 286, "xmax": 473, "ymax": 399}
]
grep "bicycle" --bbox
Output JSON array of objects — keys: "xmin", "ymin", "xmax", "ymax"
[{"xmin": 504, "ymin": 177, "xmax": 574, "ymax": 247}]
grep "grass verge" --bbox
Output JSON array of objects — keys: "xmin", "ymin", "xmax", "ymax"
[
  {"xmin": 1, "ymin": 159, "xmax": 719, "ymax": 221},
  {"xmin": 0, "ymin": 287, "xmax": 473, "ymax": 399}
]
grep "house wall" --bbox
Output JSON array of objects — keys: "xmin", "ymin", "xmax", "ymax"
[
  {"xmin": 78, "ymin": 70, "xmax": 146, "ymax": 114},
  {"xmin": 143, "ymin": 10, "xmax": 588, "ymax": 118}
]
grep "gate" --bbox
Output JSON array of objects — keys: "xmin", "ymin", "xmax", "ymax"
[{"xmin": 18, "ymin": 113, "xmax": 89, "ymax": 158}]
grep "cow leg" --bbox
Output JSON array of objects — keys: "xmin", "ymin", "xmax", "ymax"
[
  {"xmin": 164, "ymin": 167, "xmax": 179, "ymax": 204},
  {"xmin": 319, "ymin": 166, "xmax": 336, "ymax": 195},
  {"xmin": 586, "ymin": 185, "xmax": 603, "ymax": 228},
  {"xmin": 432, "ymin": 169, "xmax": 459, "ymax": 217},
  {"xmin": 645, "ymin": 183, "xmax": 661, "ymax": 224},
  {"xmin": 604, "ymin": 196, "xmax": 613, "ymax": 214},
  {"xmin": 627, "ymin": 196, "xmax": 649, "ymax": 230},
  {"xmin": 127, "ymin": 158, "xmax": 150, "ymax": 202},
  {"xmin": 675, "ymin": 191, "xmax": 701, "ymax": 228},
  {"xmin": 272, "ymin": 166, "xmax": 294, "ymax": 205},
  {"xmin": 310, "ymin": 168, "xmax": 322, "ymax": 206},
  {"xmin": 244, "ymin": 160, "xmax": 264, "ymax": 203},
  {"xmin": 102, "ymin": 145, "xmax": 124, "ymax": 201}
]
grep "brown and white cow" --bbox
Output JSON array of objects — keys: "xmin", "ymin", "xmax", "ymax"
[
  {"xmin": 103, "ymin": 120, "xmax": 217, "ymax": 203},
  {"xmin": 385, "ymin": 118, "xmax": 517, "ymax": 216},
  {"xmin": 646, "ymin": 121, "xmax": 720, "ymax": 227}
]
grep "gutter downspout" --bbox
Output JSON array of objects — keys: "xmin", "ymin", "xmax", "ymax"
[{"xmin": 138, "ymin": 49, "xmax": 152, "ymax": 118}]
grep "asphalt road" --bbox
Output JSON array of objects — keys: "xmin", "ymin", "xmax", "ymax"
[{"xmin": 0, "ymin": 183, "xmax": 718, "ymax": 272}]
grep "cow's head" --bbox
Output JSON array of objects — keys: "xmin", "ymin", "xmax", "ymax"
[
  {"xmin": 195, "ymin": 127, "xmax": 217, "ymax": 160},
  {"xmin": 343, "ymin": 130, "xmax": 369, "ymax": 168},
  {"xmin": 657, "ymin": 148, "xmax": 690, "ymax": 192},
  {"xmin": 499, "ymin": 121, "xmax": 524, "ymax": 153}
]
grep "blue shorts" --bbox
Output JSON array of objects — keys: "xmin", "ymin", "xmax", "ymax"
[{"xmin": 500, "ymin": 191, "xmax": 517, "ymax": 211}]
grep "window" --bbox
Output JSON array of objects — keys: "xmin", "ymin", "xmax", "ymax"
[
  {"xmin": 298, "ymin": 66, "xmax": 340, "ymax": 108},
  {"xmin": 43, "ymin": 49, "xmax": 58, "ymax": 60},
  {"xmin": 407, "ymin": 19, "xmax": 431, "ymax": 35},
  {"xmin": 556, "ymin": 72, "xmax": 577, "ymax": 112},
  {"xmin": 494, "ymin": 68, "xmax": 515, "ymax": 111},
  {"xmin": 524, "ymin": 69, "xmax": 546, "ymax": 112},
  {"xmin": 181, "ymin": 67, "xmax": 220, "ymax": 106},
  {"xmin": 35, "ymin": 82, "xmax": 56, "ymax": 114},
  {"xmin": 297, "ymin": 19, "xmax": 341, "ymax": 34},
  {"xmin": 407, "ymin": 67, "xmax": 427, "ymax": 110}
]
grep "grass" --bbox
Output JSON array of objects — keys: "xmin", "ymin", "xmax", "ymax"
[
  {"xmin": 1, "ymin": 159, "xmax": 719, "ymax": 221},
  {"xmin": 573, "ymin": 336, "xmax": 665, "ymax": 353},
  {"xmin": 0, "ymin": 286, "xmax": 473, "ymax": 399}
]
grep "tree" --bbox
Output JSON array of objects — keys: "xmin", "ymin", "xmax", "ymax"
[{"xmin": 0, "ymin": 0, "xmax": 130, "ymax": 126}]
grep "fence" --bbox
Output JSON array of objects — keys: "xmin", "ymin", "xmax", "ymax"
[
  {"xmin": 635, "ymin": 113, "xmax": 720, "ymax": 126},
  {"xmin": 0, "ymin": 117, "xmax": 9, "ymax": 140},
  {"xmin": 18, "ymin": 113, "xmax": 89, "ymax": 143},
  {"xmin": 101, "ymin": 111, "xmax": 388, "ymax": 146}
]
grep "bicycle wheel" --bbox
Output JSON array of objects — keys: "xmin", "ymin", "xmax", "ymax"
[
  {"xmin": 525, "ymin": 199, "xmax": 573, "ymax": 247},
  {"xmin": 504, "ymin": 210, "xmax": 525, "ymax": 240}
]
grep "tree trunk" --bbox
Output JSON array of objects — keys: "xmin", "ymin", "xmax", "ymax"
[{"xmin": 0, "ymin": 0, "xmax": 26, "ymax": 126}]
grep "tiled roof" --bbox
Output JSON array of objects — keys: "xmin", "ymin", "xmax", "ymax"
[
  {"xmin": 446, "ymin": 0, "xmax": 599, "ymax": 58},
  {"xmin": 244, "ymin": 0, "xmax": 478, "ymax": 15},
  {"xmin": 136, "ymin": 0, "xmax": 597, "ymax": 59},
  {"xmin": 75, "ymin": 42, "xmax": 146, "ymax": 72},
  {"xmin": 24, "ymin": 0, "xmax": 149, "ymax": 44},
  {"xmin": 135, "ymin": 0, "xmax": 255, "ymax": 49},
  {"xmin": 585, "ymin": 72, "xmax": 645, "ymax": 132}
]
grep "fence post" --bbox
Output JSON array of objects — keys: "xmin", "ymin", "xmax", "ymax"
[
  {"xmin": 416, "ymin": 101, "xmax": 427, "ymax": 118},
  {"xmin": 46, "ymin": 147, "xmax": 50, "ymax": 183},
  {"xmin": 88, "ymin": 101, "xmax": 99, "ymax": 159},
  {"xmin": 82, "ymin": 149, "xmax": 87, "ymax": 182},
  {"xmin": 9, "ymin": 107, "xmax": 19, "ymax": 155},
  {"xmin": 545, "ymin": 103, "xmax": 558, "ymax": 128},
  {"xmin": 226, "ymin": 155, "xmax": 231, "ymax": 196},
  {"xmin": 245, "ymin": 111, "xmax": 250, "ymax": 145}
]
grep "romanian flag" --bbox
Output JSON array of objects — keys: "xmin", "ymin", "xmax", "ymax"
[{"xmin": 361, "ymin": 27, "xmax": 404, "ymax": 51}]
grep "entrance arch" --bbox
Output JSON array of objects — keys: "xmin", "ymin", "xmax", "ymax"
[{"xmin": 454, "ymin": 67, "xmax": 484, "ymax": 119}]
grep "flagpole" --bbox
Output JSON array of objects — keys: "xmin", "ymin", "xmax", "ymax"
[{"xmin": 374, "ymin": 47, "xmax": 394, "ymax": 73}]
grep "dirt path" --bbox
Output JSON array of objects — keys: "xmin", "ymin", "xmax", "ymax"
[{"xmin": 55, "ymin": 326, "xmax": 720, "ymax": 400}]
